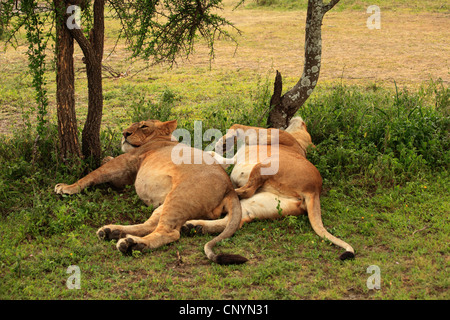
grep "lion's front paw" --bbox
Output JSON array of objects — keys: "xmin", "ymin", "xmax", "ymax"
[
  {"xmin": 54, "ymin": 183, "xmax": 81, "ymax": 195},
  {"xmin": 54, "ymin": 183, "xmax": 66, "ymax": 194},
  {"xmin": 116, "ymin": 236, "xmax": 147, "ymax": 255}
]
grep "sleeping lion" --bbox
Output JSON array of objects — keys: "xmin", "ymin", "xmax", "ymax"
[
  {"xmin": 55, "ymin": 119, "xmax": 247, "ymax": 265},
  {"xmin": 186, "ymin": 117, "xmax": 355, "ymax": 260}
]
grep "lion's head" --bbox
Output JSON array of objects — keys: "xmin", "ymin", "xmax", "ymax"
[
  {"xmin": 285, "ymin": 117, "xmax": 314, "ymax": 155},
  {"xmin": 121, "ymin": 119, "xmax": 178, "ymax": 153}
]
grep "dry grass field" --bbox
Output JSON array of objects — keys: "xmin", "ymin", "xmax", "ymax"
[
  {"xmin": 0, "ymin": 2, "xmax": 449, "ymax": 134},
  {"xmin": 188, "ymin": 7, "xmax": 449, "ymax": 87}
]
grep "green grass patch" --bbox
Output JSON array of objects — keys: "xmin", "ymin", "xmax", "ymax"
[{"xmin": 246, "ymin": 0, "xmax": 449, "ymax": 12}]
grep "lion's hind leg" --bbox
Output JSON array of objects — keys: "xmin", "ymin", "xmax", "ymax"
[
  {"xmin": 115, "ymin": 200, "xmax": 185, "ymax": 254},
  {"xmin": 240, "ymin": 192, "xmax": 306, "ymax": 223},
  {"xmin": 182, "ymin": 192, "xmax": 306, "ymax": 235},
  {"xmin": 97, "ymin": 205, "xmax": 163, "ymax": 241},
  {"xmin": 181, "ymin": 198, "xmax": 229, "ymax": 235},
  {"xmin": 116, "ymin": 225, "xmax": 180, "ymax": 255},
  {"xmin": 235, "ymin": 162, "xmax": 270, "ymax": 199}
]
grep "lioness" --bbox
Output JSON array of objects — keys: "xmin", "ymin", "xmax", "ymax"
[
  {"xmin": 54, "ymin": 119, "xmax": 247, "ymax": 265},
  {"xmin": 186, "ymin": 117, "xmax": 355, "ymax": 260}
]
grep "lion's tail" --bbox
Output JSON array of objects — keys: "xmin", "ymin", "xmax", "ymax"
[
  {"xmin": 305, "ymin": 194, "xmax": 355, "ymax": 260},
  {"xmin": 204, "ymin": 191, "xmax": 248, "ymax": 265}
]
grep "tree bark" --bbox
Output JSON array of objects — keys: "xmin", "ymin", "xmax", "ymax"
[
  {"xmin": 54, "ymin": 0, "xmax": 82, "ymax": 160},
  {"xmin": 267, "ymin": 0, "xmax": 340, "ymax": 129},
  {"xmin": 81, "ymin": 55, "xmax": 103, "ymax": 165},
  {"xmin": 68, "ymin": 0, "xmax": 105, "ymax": 166}
]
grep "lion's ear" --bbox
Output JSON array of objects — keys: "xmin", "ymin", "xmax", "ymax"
[{"xmin": 158, "ymin": 120, "xmax": 178, "ymax": 135}]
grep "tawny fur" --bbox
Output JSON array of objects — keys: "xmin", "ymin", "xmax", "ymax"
[
  {"xmin": 193, "ymin": 117, "xmax": 355, "ymax": 260},
  {"xmin": 55, "ymin": 120, "xmax": 247, "ymax": 265}
]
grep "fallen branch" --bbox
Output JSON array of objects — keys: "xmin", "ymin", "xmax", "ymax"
[
  {"xmin": 102, "ymin": 63, "xmax": 131, "ymax": 79},
  {"xmin": 412, "ymin": 226, "xmax": 429, "ymax": 236},
  {"xmin": 76, "ymin": 62, "xmax": 132, "ymax": 79}
]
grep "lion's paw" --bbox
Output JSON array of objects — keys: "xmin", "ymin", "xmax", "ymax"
[
  {"xmin": 235, "ymin": 186, "xmax": 253, "ymax": 199},
  {"xmin": 97, "ymin": 226, "xmax": 125, "ymax": 241},
  {"xmin": 116, "ymin": 236, "xmax": 146, "ymax": 255},
  {"xmin": 54, "ymin": 183, "xmax": 68, "ymax": 194},
  {"xmin": 54, "ymin": 183, "xmax": 80, "ymax": 195},
  {"xmin": 180, "ymin": 223, "xmax": 203, "ymax": 237}
]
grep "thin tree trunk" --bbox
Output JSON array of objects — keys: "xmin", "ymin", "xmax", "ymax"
[
  {"xmin": 68, "ymin": 0, "xmax": 105, "ymax": 166},
  {"xmin": 54, "ymin": 0, "xmax": 82, "ymax": 160},
  {"xmin": 267, "ymin": 0, "xmax": 340, "ymax": 129},
  {"xmin": 82, "ymin": 55, "xmax": 103, "ymax": 165}
]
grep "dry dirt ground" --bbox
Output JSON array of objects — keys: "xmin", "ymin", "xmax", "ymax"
[{"xmin": 0, "ymin": 7, "xmax": 449, "ymax": 135}]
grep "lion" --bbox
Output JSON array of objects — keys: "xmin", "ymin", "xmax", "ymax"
[
  {"xmin": 184, "ymin": 117, "xmax": 355, "ymax": 260},
  {"xmin": 54, "ymin": 119, "xmax": 247, "ymax": 265}
]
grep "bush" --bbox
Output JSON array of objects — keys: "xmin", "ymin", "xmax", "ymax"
[
  {"xmin": 301, "ymin": 80, "xmax": 449, "ymax": 186},
  {"xmin": 127, "ymin": 88, "xmax": 176, "ymax": 124}
]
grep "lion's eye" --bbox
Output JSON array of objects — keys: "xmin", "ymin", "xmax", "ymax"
[{"xmin": 140, "ymin": 125, "xmax": 148, "ymax": 129}]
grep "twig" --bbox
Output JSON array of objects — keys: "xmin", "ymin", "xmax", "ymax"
[
  {"xmin": 412, "ymin": 226, "xmax": 428, "ymax": 236},
  {"xmin": 102, "ymin": 64, "xmax": 126, "ymax": 78},
  {"xmin": 174, "ymin": 250, "xmax": 183, "ymax": 267}
]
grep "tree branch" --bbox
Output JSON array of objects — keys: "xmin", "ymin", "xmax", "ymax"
[
  {"xmin": 267, "ymin": 0, "xmax": 341, "ymax": 129},
  {"xmin": 91, "ymin": 0, "xmax": 105, "ymax": 61},
  {"xmin": 68, "ymin": 26, "xmax": 98, "ymax": 65},
  {"xmin": 322, "ymin": 0, "xmax": 340, "ymax": 14},
  {"xmin": 269, "ymin": 70, "xmax": 282, "ymax": 109}
]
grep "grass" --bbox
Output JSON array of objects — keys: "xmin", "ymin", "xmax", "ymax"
[
  {"xmin": 3, "ymin": 176, "xmax": 448, "ymax": 300},
  {"xmin": 245, "ymin": 0, "xmax": 449, "ymax": 12},
  {"xmin": 1, "ymin": 80, "xmax": 448, "ymax": 300},
  {"xmin": 0, "ymin": 2, "xmax": 449, "ymax": 300}
]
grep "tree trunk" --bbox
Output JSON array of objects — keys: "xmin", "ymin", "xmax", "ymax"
[
  {"xmin": 82, "ymin": 55, "xmax": 103, "ymax": 165},
  {"xmin": 54, "ymin": 0, "xmax": 82, "ymax": 160},
  {"xmin": 267, "ymin": 0, "xmax": 340, "ymax": 129},
  {"xmin": 69, "ymin": 0, "xmax": 105, "ymax": 166}
]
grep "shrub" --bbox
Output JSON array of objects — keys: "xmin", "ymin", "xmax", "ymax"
[
  {"xmin": 302, "ymin": 80, "xmax": 449, "ymax": 187},
  {"xmin": 127, "ymin": 88, "xmax": 176, "ymax": 124}
]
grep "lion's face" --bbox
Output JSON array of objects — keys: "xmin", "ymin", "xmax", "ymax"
[{"xmin": 121, "ymin": 120, "xmax": 177, "ymax": 153}]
